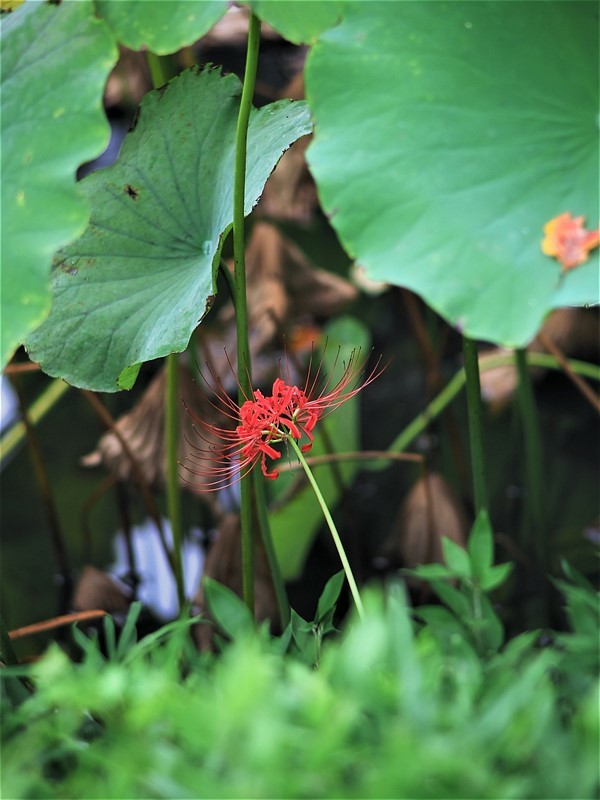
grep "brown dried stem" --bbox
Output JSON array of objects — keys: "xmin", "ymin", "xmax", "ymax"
[
  {"xmin": 9, "ymin": 610, "xmax": 108, "ymax": 640},
  {"xmin": 537, "ymin": 330, "xmax": 600, "ymax": 413}
]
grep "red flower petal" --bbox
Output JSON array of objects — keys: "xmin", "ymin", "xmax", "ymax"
[{"xmin": 183, "ymin": 349, "xmax": 383, "ymax": 492}]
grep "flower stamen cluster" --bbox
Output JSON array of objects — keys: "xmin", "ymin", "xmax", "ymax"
[
  {"xmin": 237, "ymin": 378, "xmax": 319, "ymax": 480},
  {"xmin": 184, "ymin": 349, "xmax": 382, "ymax": 492}
]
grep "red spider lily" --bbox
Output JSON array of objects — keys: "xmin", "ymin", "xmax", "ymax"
[{"xmin": 184, "ymin": 349, "xmax": 382, "ymax": 491}]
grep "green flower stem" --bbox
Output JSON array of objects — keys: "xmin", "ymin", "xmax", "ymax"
[
  {"xmin": 288, "ymin": 437, "xmax": 365, "ymax": 621},
  {"xmin": 462, "ymin": 336, "xmax": 488, "ymax": 516},
  {"xmin": 218, "ymin": 259, "xmax": 289, "ymax": 625},
  {"xmin": 233, "ymin": 14, "xmax": 262, "ymax": 614},
  {"xmin": 146, "ymin": 50, "xmax": 169, "ymax": 88},
  {"xmin": 253, "ymin": 469, "xmax": 290, "ymax": 628},
  {"xmin": 165, "ymin": 353, "xmax": 185, "ymax": 610},
  {"xmin": 514, "ymin": 348, "xmax": 546, "ymax": 564}
]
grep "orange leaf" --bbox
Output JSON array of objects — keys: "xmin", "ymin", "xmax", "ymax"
[{"xmin": 541, "ymin": 212, "xmax": 600, "ymax": 271}]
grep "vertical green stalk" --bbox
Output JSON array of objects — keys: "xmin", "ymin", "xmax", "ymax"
[
  {"xmin": 288, "ymin": 437, "xmax": 365, "ymax": 621},
  {"xmin": 462, "ymin": 336, "xmax": 489, "ymax": 516},
  {"xmin": 146, "ymin": 50, "xmax": 170, "ymax": 88},
  {"xmin": 146, "ymin": 51, "xmax": 185, "ymax": 610},
  {"xmin": 514, "ymin": 348, "xmax": 546, "ymax": 566},
  {"xmin": 253, "ymin": 470, "xmax": 290, "ymax": 628},
  {"xmin": 165, "ymin": 354, "xmax": 185, "ymax": 610},
  {"xmin": 233, "ymin": 14, "xmax": 262, "ymax": 613}
]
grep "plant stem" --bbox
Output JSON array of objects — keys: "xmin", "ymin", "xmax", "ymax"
[
  {"xmin": 233, "ymin": 14, "xmax": 261, "ymax": 614},
  {"xmin": 0, "ymin": 378, "xmax": 69, "ymax": 465},
  {"xmin": 514, "ymin": 349, "xmax": 546, "ymax": 562},
  {"xmin": 462, "ymin": 336, "xmax": 488, "ymax": 516},
  {"xmin": 288, "ymin": 437, "xmax": 365, "ymax": 621},
  {"xmin": 253, "ymin": 470, "xmax": 290, "ymax": 628},
  {"xmin": 381, "ymin": 353, "xmax": 600, "ymax": 467},
  {"xmin": 146, "ymin": 50, "xmax": 169, "ymax": 88},
  {"xmin": 383, "ymin": 367, "xmax": 467, "ymax": 464},
  {"xmin": 13, "ymin": 377, "xmax": 72, "ymax": 613},
  {"xmin": 537, "ymin": 330, "xmax": 600, "ymax": 412},
  {"xmin": 165, "ymin": 354, "xmax": 185, "ymax": 610},
  {"xmin": 2, "ymin": 353, "xmax": 595, "ymax": 472},
  {"xmin": 80, "ymin": 390, "xmax": 174, "ymax": 573}
]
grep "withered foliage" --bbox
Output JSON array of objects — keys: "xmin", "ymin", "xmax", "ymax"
[
  {"xmin": 381, "ymin": 472, "xmax": 469, "ymax": 584},
  {"xmin": 219, "ymin": 222, "xmax": 358, "ymax": 356},
  {"xmin": 82, "ymin": 364, "xmax": 226, "ymax": 502},
  {"xmin": 72, "ymin": 565, "xmax": 130, "ymax": 616}
]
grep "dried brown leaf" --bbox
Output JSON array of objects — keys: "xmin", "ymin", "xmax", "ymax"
[
  {"xmin": 72, "ymin": 566, "xmax": 130, "ymax": 615},
  {"xmin": 104, "ymin": 47, "xmax": 152, "ymax": 110},
  {"xmin": 382, "ymin": 473, "xmax": 469, "ymax": 583},
  {"xmin": 258, "ymin": 136, "xmax": 317, "ymax": 224},
  {"xmin": 82, "ymin": 364, "xmax": 225, "ymax": 503},
  {"xmin": 219, "ymin": 222, "xmax": 358, "ymax": 357}
]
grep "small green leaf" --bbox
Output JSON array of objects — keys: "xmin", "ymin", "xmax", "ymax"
[
  {"xmin": 117, "ymin": 363, "xmax": 142, "ymax": 391},
  {"xmin": 96, "ymin": 0, "xmax": 228, "ymax": 55},
  {"xmin": 203, "ymin": 577, "xmax": 254, "ymax": 640},
  {"xmin": 0, "ymin": 0, "xmax": 117, "ymax": 368},
  {"xmin": 416, "ymin": 605, "xmax": 476, "ymax": 650},
  {"xmin": 432, "ymin": 582, "xmax": 472, "ymax": 621},
  {"xmin": 115, "ymin": 601, "xmax": 143, "ymax": 660},
  {"xmin": 271, "ymin": 624, "xmax": 293, "ymax": 655},
  {"xmin": 403, "ymin": 564, "xmax": 458, "ymax": 581},
  {"xmin": 103, "ymin": 614, "xmax": 117, "ymax": 660},
  {"xmin": 290, "ymin": 609, "xmax": 318, "ymax": 665},
  {"xmin": 316, "ymin": 570, "xmax": 345, "ymax": 623},
  {"xmin": 25, "ymin": 68, "xmax": 312, "ymax": 390},
  {"xmin": 248, "ymin": 0, "xmax": 345, "ymax": 45},
  {"xmin": 442, "ymin": 538, "xmax": 472, "ymax": 579},
  {"xmin": 478, "ymin": 594, "xmax": 505, "ymax": 652},
  {"xmin": 467, "ymin": 510, "xmax": 494, "ymax": 581},
  {"xmin": 560, "ymin": 559, "xmax": 595, "ymax": 592},
  {"xmin": 480, "ymin": 562, "xmax": 513, "ymax": 592}
]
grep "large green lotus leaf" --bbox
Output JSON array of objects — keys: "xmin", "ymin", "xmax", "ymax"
[
  {"xmin": 95, "ymin": 0, "xmax": 228, "ymax": 54},
  {"xmin": 0, "ymin": 0, "xmax": 117, "ymax": 369},
  {"xmin": 248, "ymin": 0, "xmax": 345, "ymax": 45},
  {"xmin": 270, "ymin": 316, "xmax": 368, "ymax": 580},
  {"xmin": 306, "ymin": 2, "xmax": 599, "ymax": 347},
  {"xmin": 24, "ymin": 68, "xmax": 312, "ymax": 391}
]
